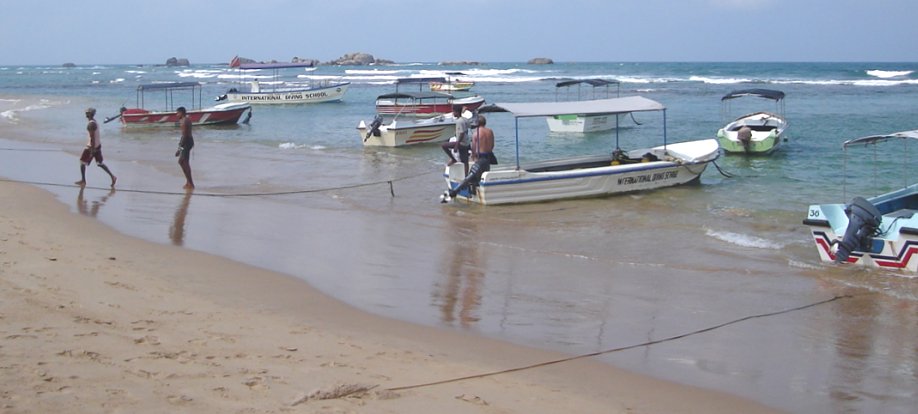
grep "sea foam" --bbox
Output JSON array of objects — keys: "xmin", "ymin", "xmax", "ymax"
[{"xmin": 705, "ymin": 229, "xmax": 784, "ymax": 249}]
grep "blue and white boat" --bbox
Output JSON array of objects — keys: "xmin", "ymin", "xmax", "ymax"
[
  {"xmin": 442, "ymin": 96, "xmax": 720, "ymax": 205},
  {"xmin": 804, "ymin": 130, "xmax": 918, "ymax": 272}
]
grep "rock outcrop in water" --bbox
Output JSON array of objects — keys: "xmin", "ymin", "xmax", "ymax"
[
  {"xmin": 165, "ymin": 57, "xmax": 190, "ymax": 67},
  {"xmin": 528, "ymin": 57, "xmax": 554, "ymax": 65},
  {"xmin": 324, "ymin": 52, "xmax": 392, "ymax": 66}
]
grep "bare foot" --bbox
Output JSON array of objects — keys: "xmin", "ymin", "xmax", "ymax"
[
  {"xmin": 110, "ymin": 176, "xmax": 117, "ymax": 188},
  {"xmin": 75, "ymin": 180, "xmax": 86, "ymax": 187},
  {"xmin": 183, "ymin": 183, "xmax": 195, "ymax": 190}
]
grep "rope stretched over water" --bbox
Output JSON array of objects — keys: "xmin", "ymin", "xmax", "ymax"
[
  {"xmin": 0, "ymin": 170, "xmax": 430, "ymax": 198},
  {"xmin": 386, "ymin": 294, "xmax": 852, "ymax": 392}
]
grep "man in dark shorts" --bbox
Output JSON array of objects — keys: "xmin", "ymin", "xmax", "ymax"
[
  {"xmin": 175, "ymin": 106, "xmax": 195, "ymax": 189},
  {"xmin": 75, "ymin": 107, "xmax": 116, "ymax": 188},
  {"xmin": 441, "ymin": 104, "xmax": 470, "ymax": 169},
  {"xmin": 447, "ymin": 114, "xmax": 496, "ymax": 199}
]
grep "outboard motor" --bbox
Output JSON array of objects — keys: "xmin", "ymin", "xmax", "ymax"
[
  {"xmin": 365, "ymin": 115, "xmax": 383, "ymax": 139},
  {"xmin": 834, "ymin": 196, "xmax": 883, "ymax": 263}
]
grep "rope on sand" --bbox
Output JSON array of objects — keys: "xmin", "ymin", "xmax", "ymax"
[
  {"xmin": 0, "ymin": 170, "xmax": 431, "ymax": 198},
  {"xmin": 386, "ymin": 294, "xmax": 853, "ymax": 392}
]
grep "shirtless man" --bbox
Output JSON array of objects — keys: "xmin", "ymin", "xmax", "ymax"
[
  {"xmin": 447, "ymin": 114, "xmax": 495, "ymax": 199},
  {"xmin": 75, "ymin": 107, "xmax": 116, "ymax": 188},
  {"xmin": 175, "ymin": 106, "xmax": 195, "ymax": 189}
]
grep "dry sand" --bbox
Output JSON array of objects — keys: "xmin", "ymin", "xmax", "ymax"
[{"xmin": 0, "ymin": 181, "xmax": 784, "ymax": 413}]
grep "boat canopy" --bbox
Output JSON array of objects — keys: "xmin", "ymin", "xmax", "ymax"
[
  {"xmin": 396, "ymin": 77, "xmax": 447, "ymax": 85},
  {"xmin": 376, "ymin": 91, "xmax": 452, "ymax": 100},
  {"xmin": 481, "ymin": 96, "xmax": 664, "ymax": 118},
  {"xmin": 137, "ymin": 82, "xmax": 201, "ymax": 91},
  {"xmin": 721, "ymin": 89, "xmax": 785, "ymax": 101},
  {"xmin": 843, "ymin": 130, "xmax": 918, "ymax": 148},
  {"xmin": 237, "ymin": 62, "xmax": 316, "ymax": 70},
  {"xmin": 555, "ymin": 79, "xmax": 620, "ymax": 88}
]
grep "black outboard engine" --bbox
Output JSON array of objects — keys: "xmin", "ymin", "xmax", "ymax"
[
  {"xmin": 365, "ymin": 115, "xmax": 383, "ymax": 139},
  {"xmin": 835, "ymin": 197, "xmax": 883, "ymax": 263}
]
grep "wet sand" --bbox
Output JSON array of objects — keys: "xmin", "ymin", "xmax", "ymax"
[{"xmin": 0, "ymin": 182, "xmax": 785, "ymax": 412}]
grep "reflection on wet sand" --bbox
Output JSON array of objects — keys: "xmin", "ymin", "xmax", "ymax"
[
  {"xmin": 76, "ymin": 187, "xmax": 115, "ymax": 218},
  {"xmin": 435, "ymin": 215, "xmax": 485, "ymax": 328},
  {"xmin": 169, "ymin": 192, "xmax": 192, "ymax": 246}
]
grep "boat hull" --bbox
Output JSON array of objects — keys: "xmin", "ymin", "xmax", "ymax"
[
  {"xmin": 120, "ymin": 103, "xmax": 251, "ymax": 127},
  {"xmin": 224, "ymin": 82, "xmax": 349, "ymax": 104},
  {"xmin": 717, "ymin": 112, "xmax": 786, "ymax": 154},
  {"xmin": 546, "ymin": 113, "xmax": 619, "ymax": 133},
  {"xmin": 445, "ymin": 139, "xmax": 719, "ymax": 205},
  {"xmin": 804, "ymin": 184, "xmax": 918, "ymax": 272},
  {"xmin": 358, "ymin": 116, "xmax": 457, "ymax": 147}
]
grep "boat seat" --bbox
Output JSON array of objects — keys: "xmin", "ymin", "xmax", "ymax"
[{"xmin": 729, "ymin": 124, "xmax": 775, "ymax": 132}]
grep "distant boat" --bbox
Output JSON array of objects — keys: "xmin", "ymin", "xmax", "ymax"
[
  {"xmin": 442, "ymin": 96, "xmax": 720, "ymax": 205},
  {"xmin": 429, "ymin": 72, "xmax": 475, "ymax": 92},
  {"xmin": 375, "ymin": 77, "xmax": 484, "ymax": 116},
  {"xmin": 803, "ymin": 130, "xmax": 918, "ymax": 272},
  {"xmin": 113, "ymin": 82, "xmax": 251, "ymax": 127},
  {"xmin": 716, "ymin": 89, "xmax": 787, "ymax": 154},
  {"xmin": 546, "ymin": 79, "xmax": 624, "ymax": 133},
  {"xmin": 217, "ymin": 60, "xmax": 349, "ymax": 104}
]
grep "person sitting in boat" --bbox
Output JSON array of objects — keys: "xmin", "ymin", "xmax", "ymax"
[
  {"xmin": 441, "ymin": 104, "xmax": 470, "ymax": 169},
  {"xmin": 447, "ymin": 115, "xmax": 497, "ymax": 199}
]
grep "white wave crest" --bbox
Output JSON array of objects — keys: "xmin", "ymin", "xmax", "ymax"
[
  {"xmin": 705, "ymin": 229, "xmax": 784, "ymax": 249},
  {"xmin": 866, "ymin": 69, "xmax": 913, "ymax": 78},
  {"xmin": 278, "ymin": 142, "xmax": 305, "ymax": 150}
]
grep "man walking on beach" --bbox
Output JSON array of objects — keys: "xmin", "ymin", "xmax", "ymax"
[
  {"xmin": 175, "ymin": 106, "xmax": 195, "ymax": 190},
  {"xmin": 75, "ymin": 107, "xmax": 116, "ymax": 188}
]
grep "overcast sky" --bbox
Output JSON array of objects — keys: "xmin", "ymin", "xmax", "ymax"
[{"xmin": 2, "ymin": 0, "xmax": 916, "ymax": 65}]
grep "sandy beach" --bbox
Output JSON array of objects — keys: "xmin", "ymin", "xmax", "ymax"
[{"xmin": 0, "ymin": 181, "xmax": 786, "ymax": 413}]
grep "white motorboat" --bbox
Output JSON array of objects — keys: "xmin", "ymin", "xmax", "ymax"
[
  {"xmin": 803, "ymin": 130, "xmax": 918, "ymax": 272},
  {"xmin": 442, "ymin": 96, "xmax": 720, "ymax": 205},
  {"xmin": 546, "ymin": 79, "xmax": 624, "ymax": 133},
  {"xmin": 716, "ymin": 89, "xmax": 787, "ymax": 154},
  {"xmin": 357, "ymin": 111, "xmax": 473, "ymax": 147},
  {"xmin": 217, "ymin": 61, "xmax": 349, "ymax": 104}
]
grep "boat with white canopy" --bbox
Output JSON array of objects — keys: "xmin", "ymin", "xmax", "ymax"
[
  {"xmin": 803, "ymin": 130, "xmax": 918, "ymax": 272},
  {"xmin": 716, "ymin": 88, "xmax": 787, "ymax": 154},
  {"xmin": 546, "ymin": 79, "xmax": 623, "ymax": 133},
  {"xmin": 442, "ymin": 96, "xmax": 720, "ymax": 205}
]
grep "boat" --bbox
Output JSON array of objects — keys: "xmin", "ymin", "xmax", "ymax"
[
  {"xmin": 442, "ymin": 96, "xmax": 720, "ymax": 205},
  {"xmin": 375, "ymin": 77, "xmax": 485, "ymax": 116},
  {"xmin": 716, "ymin": 88, "xmax": 787, "ymax": 154},
  {"xmin": 216, "ymin": 61, "xmax": 350, "ymax": 104},
  {"xmin": 803, "ymin": 130, "xmax": 918, "ymax": 272},
  {"xmin": 115, "ymin": 82, "xmax": 251, "ymax": 127},
  {"xmin": 356, "ymin": 110, "xmax": 473, "ymax": 147},
  {"xmin": 546, "ymin": 79, "xmax": 624, "ymax": 133},
  {"xmin": 429, "ymin": 72, "xmax": 475, "ymax": 92}
]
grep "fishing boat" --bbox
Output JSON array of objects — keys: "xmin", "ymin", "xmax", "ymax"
[
  {"xmin": 114, "ymin": 82, "xmax": 251, "ymax": 127},
  {"xmin": 429, "ymin": 72, "xmax": 475, "ymax": 92},
  {"xmin": 803, "ymin": 130, "xmax": 918, "ymax": 272},
  {"xmin": 216, "ymin": 61, "xmax": 350, "ymax": 104},
  {"xmin": 441, "ymin": 96, "xmax": 720, "ymax": 205},
  {"xmin": 546, "ymin": 79, "xmax": 623, "ymax": 133},
  {"xmin": 356, "ymin": 110, "xmax": 473, "ymax": 147},
  {"xmin": 375, "ymin": 77, "xmax": 485, "ymax": 116},
  {"xmin": 716, "ymin": 88, "xmax": 787, "ymax": 154}
]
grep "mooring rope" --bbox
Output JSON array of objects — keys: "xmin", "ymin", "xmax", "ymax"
[
  {"xmin": 386, "ymin": 294, "xmax": 852, "ymax": 392},
  {"xmin": 0, "ymin": 169, "xmax": 431, "ymax": 198}
]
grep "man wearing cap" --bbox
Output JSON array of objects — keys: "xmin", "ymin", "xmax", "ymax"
[{"xmin": 76, "ymin": 107, "xmax": 117, "ymax": 188}]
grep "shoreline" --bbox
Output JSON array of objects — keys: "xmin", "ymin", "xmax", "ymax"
[{"xmin": 0, "ymin": 181, "xmax": 783, "ymax": 413}]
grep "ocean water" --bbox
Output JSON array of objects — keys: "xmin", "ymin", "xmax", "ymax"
[{"xmin": 2, "ymin": 61, "xmax": 918, "ymax": 413}]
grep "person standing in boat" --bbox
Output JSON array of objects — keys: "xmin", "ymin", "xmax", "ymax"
[
  {"xmin": 447, "ymin": 114, "xmax": 496, "ymax": 199},
  {"xmin": 175, "ymin": 107, "xmax": 195, "ymax": 190},
  {"xmin": 441, "ymin": 104, "xmax": 470, "ymax": 170},
  {"xmin": 75, "ymin": 107, "xmax": 117, "ymax": 188}
]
